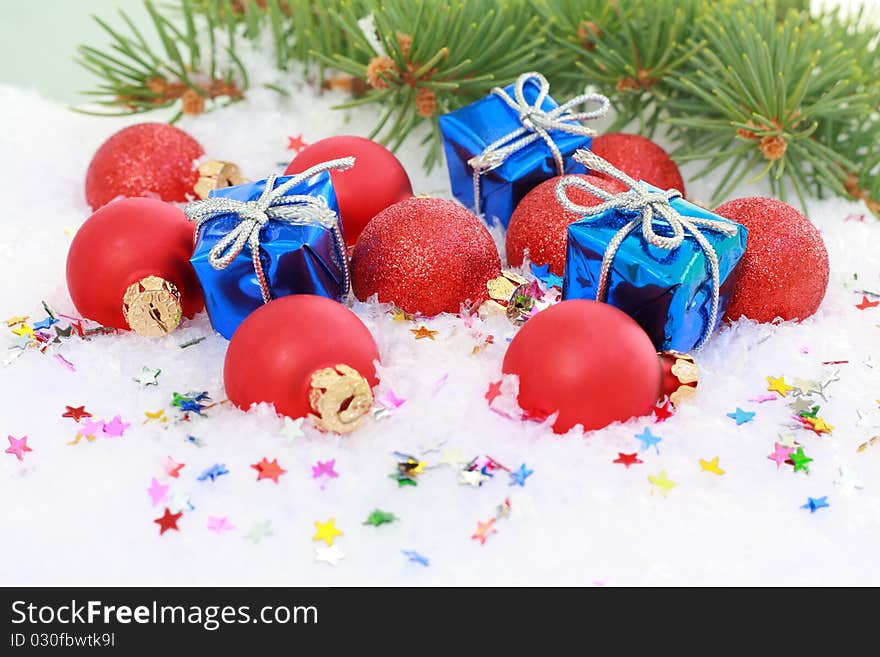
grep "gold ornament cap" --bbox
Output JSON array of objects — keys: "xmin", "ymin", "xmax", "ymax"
[
  {"xmin": 480, "ymin": 271, "xmax": 532, "ymax": 323},
  {"xmin": 194, "ymin": 160, "xmax": 246, "ymax": 200},
  {"xmin": 665, "ymin": 351, "xmax": 698, "ymax": 406},
  {"xmin": 122, "ymin": 276, "xmax": 182, "ymax": 337},
  {"xmin": 309, "ymin": 364, "xmax": 374, "ymax": 434}
]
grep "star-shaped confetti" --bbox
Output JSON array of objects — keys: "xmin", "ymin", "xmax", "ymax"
[
  {"xmin": 459, "ymin": 468, "xmax": 490, "ymax": 487},
  {"xmin": 653, "ymin": 400, "xmax": 673, "ymax": 422},
  {"xmin": 281, "ymin": 416, "xmax": 305, "ymax": 440},
  {"xmin": 154, "ymin": 508, "xmax": 182, "ymax": 535},
  {"xmin": 801, "ymin": 496, "xmax": 829, "ymax": 513},
  {"xmin": 647, "ymin": 470, "xmax": 676, "ymax": 496},
  {"xmin": 252, "ymin": 458, "xmax": 287, "ymax": 483},
  {"xmin": 102, "ymin": 415, "xmax": 130, "ymax": 438},
  {"xmin": 789, "ymin": 447, "xmax": 813, "ymax": 473},
  {"xmin": 363, "ymin": 509, "xmax": 396, "ymax": 527},
  {"xmin": 207, "ymin": 516, "xmax": 235, "ymax": 533},
  {"xmin": 315, "ymin": 545, "xmax": 345, "ymax": 565},
  {"xmin": 5, "ymin": 315, "xmax": 28, "ymax": 326},
  {"xmin": 485, "ymin": 380, "xmax": 503, "ymax": 405},
  {"xmin": 855, "ymin": 295, "xmax": 879, "ymax": 310},
  {"xmin": 634, "ymin": 427, "xmax": 662, "ymax": 454},
  {"xmin": 162, "ymin": 455, "xmax": 185, "ymax": 478},
  {"xmin": 32, "ymin": 316, "xmax": 57, "ymax": 331},
  {"xmin": 768, "ymin": 442, "xmax": 795, "ymax": 467},
  {"xmin": 11, "ymin": 324, "xmax": 34, "ymax": 338},
  {"xmin": 699, "ymin": 456, "xmax": 725, "ymax": 475},
  {"xmin": 378, "ymin": 389, "xmax": 406, "ymax": 409},
  {"xmin": 390, "ymin": 473, "xmax": 418, "ymax": 487},
  {"xmin": 790, "ymin": 378, "xmax": 820, "ymax": 398},
  {"xmin": 389, "ymin": 307, "xmax": 414, "ymax": 322},
  {"xmin": 197, "ymin": 463, "xmax": 229, "ymax": 482},
  {"xmin": 143, "ymin": 409, "xmax": 168, "ymax": 425},
  {"xmin": 614, "ymin": 452, "xmax": 643, "ymax": 468},
  {"xmin": 5, "ymin": 435, "xmax": 32, "ymax": 461},
  {"xmin": 766, "ymin": 376, "xmax": 793, "ymax": 397},
  {"xmin": 313, "ymin": 518, "xmax": 343, "ymax": 546},
  {"xmin": 402, "ymin": 550, "xmax": 429, "ymax": 567},
  {"xmin": 245, "ymin": 520, "xmax": 273, "ymax": 543},
  {"xmin": 147, "ymin": 477, "xmax": 170, "ymax": 506},
  {"xmin": 530, "ymin": 263, "xmax": 563, "ymax": 288},
  {"xmin": 77, "ymin": 418, "xmax": 104, "ymax": 440},
  {"xmin": 509, "ymin": 463, "xmax": 533, "ymax": 487},
  {"xmin": 727, "ymin": 407, "xmax": 755, "ymax": 425},
  {"xmin": 62, "ymin": 405, "xmax": 92, "ymax": 422},
  {"xmin": 134, "ymin": 366, "xmax": 161, "ymax": 386},
  {"xmin": 287, "ymin": 134, "xmax": 308, "ymax": 152},
  {"xmin": 411, "ymin": 325, "xmax": 438, "ymax": 340},
  {"xmin": 834, "ymin": 466, "xmax": 864, "ymax": 492},
  {"xmin": 312, "ymin": 459, "xmax": 339, "ymax": 480},
  {"xmin": 471, "ymin": 518, "xmax": 497, "ymax": 545}
]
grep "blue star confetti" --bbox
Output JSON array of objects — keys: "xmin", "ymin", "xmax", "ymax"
[
  {"xmin": 634, "ymin": 427, "xmax": 662, "ymax": 454},
  {"xmin": 727, "ymin": 407, "xmax": 755, "ymax": 425},
  {"xmin": 197, "ymin": 463, "xmax": 229, "ymax": 482},
  {"xmin": 801, "ymin": 496, "xmax": 830, "ymax": 513},
  {"xmin": 509, "ymin": 463, "xmax": 533, "ymax": 487},
  {"xmin": 402, "ymin": 550, "xmax": 430, "ymax": 567},
  {"xmin": 530, "ymin": 263, "xmax": 563, "ymax": 289}
]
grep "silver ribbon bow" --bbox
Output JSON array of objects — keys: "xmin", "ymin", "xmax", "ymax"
[
  {"xmin": 185, "ymin": 157, "xmax": 355, "ymax": 304},
  {"xmin": 467, "ymin": 71, "xmax": 609, "ymax": 217},
  {"xmin": 555, "ymin": 149, "xmax": 739, "ymax": 350}
]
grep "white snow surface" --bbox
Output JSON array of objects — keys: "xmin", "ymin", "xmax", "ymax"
[{"xmin": 1, "ymin": 72, "xmax": 880, "ymax": 587}]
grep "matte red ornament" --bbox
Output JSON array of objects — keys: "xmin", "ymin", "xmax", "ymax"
[
  {"xmin": 506, "ymin": 173, "xmax": 627, "ymax": 275},
  {"xmin": 714, "ymin": 197, "xmax": 829, "ymax": 323},
  {"xmin": 86, "ymin": 123, "xmax": 205, "ymax": 210},
  {"xmin": 502, "ymin": 299, "xmax": 661, "ymax": 433},
  {"xmin": 66, "ymin": 198, "xmax": 204, "ymax": 336},
  {"xmin": 590, "ymin": 133, "xmax": 686, "ymax": 196},
  {"xmin": 351, "ymin": 197, "xmax": 501, "ymax": 316},
  {"xmin": 285, "ymin": 135, "xmax": 413, "ymax": 246},
  {"xmin": 224, "ymin": 295, "xmax": 380, "ymax": 431}
]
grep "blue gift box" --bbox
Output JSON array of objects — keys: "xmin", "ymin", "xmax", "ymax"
[
  {"xmin": 189, "ymin": 170, "xmax": 349, "ymax": 339},
  {"xmin": 561, "ymin": 177, "xmax": 747, "ymax": 353},
  {"xmin": 438, "ymin": 72, "xmax": 606, "ymax": 228}
]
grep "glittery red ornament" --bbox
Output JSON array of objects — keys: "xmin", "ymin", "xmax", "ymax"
[
  {"xmin": 285, "ymin": 135, "xmax": 413, "ymax": 246},
  {"xmin": 86, "ymin": 123, "xmax": 204, "ymax": 210},
  {"xmin": 66, "ymin": 198, "xmax": 204, "ymax": 336},
  {"xmin": 590, "ymin": 133, "xmax": 685, "ymax": 196},
  {"xmin": 503, "ymin": 299, "xmax": 661, "ymax": 433},
  {"xmin": 714, "ymin": 197, "xmax": 828, "ymax": 323},
  {"xmin": 224, "ymin": 295, "xmax": 380, "ymax": 431},
  {"xmin": 351, "ymin": 197, "xmax": 501, "ymax": 316},
  {"xmin": 506, "ymin": 174, "xmax": 626, "ymax": 275}
]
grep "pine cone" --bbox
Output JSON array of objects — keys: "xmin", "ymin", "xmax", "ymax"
[
  {"xmin": 415, "ymin": 87, "xmax": 437, "ymax": 118},
  {"xmin": 366, "ymin": 56, "xmax": 398, "ymax": 90},
  {"xmin": 759, "ymin": 135, "xmax": 787, "ymax": 161},
  {"xmin": 181, "ymin": 88, "xmax": 205, "ymax": 115}
]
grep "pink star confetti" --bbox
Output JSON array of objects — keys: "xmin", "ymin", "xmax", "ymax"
[
  {"xmin": 207, "ymin": 516, "xmax": 235, "ymax": 534},
  {"xmin": 162, "ymin": 455, "xmax": 185, "ymax": 478},
  {"xmin": 378, "ymin": 390, "xmax": 406, "ymax": 409},
  {"xmin": 146, "ymin": 477, "xmax": 170, "ymax": 506},
  {"xmin": 54, "ymin": 354, "xmax": 75, "ymax": 371},
  {"xmin": 748, "ymin": 394, "xmax": 778, "ymax": 404},
  {"xmin": 768, "ymin": 443, "xmax": 795, "ymax": 467},
  {"xmin": 102, "ymin": 415, "xmax": 130, "ymax": 438},
  {"xmin": 78, "ymin": 418, "xmax": 104, "ymax": 439},
  {"xmin": 5, "ymin": 435, "xmax": 32, "ymax": 461},
  {"xmin": 312, "ymin": 459, "xmax": 339, "ymax": 480}
]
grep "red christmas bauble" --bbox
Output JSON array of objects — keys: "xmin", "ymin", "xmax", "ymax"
[
  {"xmin": 351, "ymin": 197, "xmax": 501, "ymax": 316},
  {"xmin": 714, "ymin": 197, "xmax": 829, "ymax": 323},
  {"xmin": 86, "ymin": 123, "xmax": 204, "ymax": 210},
  {"xmin": 224, "ymin": 295, "xmax": 380, "ymax": 431},
  {"xmin": 658, "ymin": 351, "xmax": 698, "ymax": 406},
  {"xmin": 285, "ymin": 135, "xmax": 413, "ymax": 246},
  {"xmin": 506, "ymin": 174, "xmax": 626, "ymax": 275},
  {"xmin": 590, "ymin": 133, "xmax": 686, "ymax": 196},
  {"xmin": 66, "ymin": 198, "xmax": 204, "ymax": 336},
  {"xmin": 503, "ymin": 299, "xmax": 661, "ymax": 433}
]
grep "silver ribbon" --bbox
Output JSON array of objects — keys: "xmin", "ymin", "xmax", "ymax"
[
  {"xmin": 467, "ymin": 71, "xmax": 609, "ymax": 217},
  {"xmin": 185, "ymin": 157, "xmax": 355, "ymax": 304},
  {"xmin": 555, "ymin": 149, "xmax": 738, "ymax": 349}
]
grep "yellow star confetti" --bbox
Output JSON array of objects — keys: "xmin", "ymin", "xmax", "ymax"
[
  {"xmin": 142, "ymin": 409, "xmax": 168, "ymax": 425},
  {"xmin": 807, "ymin": 416, "xmax": 834, "ymax": 435},
  {"xmin": 766, "ymin": 375, "xmax": 793, "ymax": 397},
  {"xmin": 390, "ymin": 307, "xmax": 414, "ymax": 322},
  {"xmin": 699, "ymin": 456, "xmax": 725, "ymax": 475},
  {"xmin": 648, "ymin": 470, "xmax": 676, "ymax": 496},
  {"xmin": 11, "ymin": 324, "xmax": 34, "ymax": 338},
  {"xmin": 312, "ymin": 518, "xmax": 343, "ymax": 546},
  {"xmin": 5, "ymin": 315, "xmax": 28, "ymax": 327},
  {"xmin": 411, "ymin": 326, "xmax": 438, "ymax": 340}
]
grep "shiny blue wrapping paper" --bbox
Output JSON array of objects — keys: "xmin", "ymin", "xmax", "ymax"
[
  {"xmin": 438, "ymin": 77, "xmax": 592, "ymax": 228},
  {"xmin": 563, "ymin": 186, "xmax": 748, "ymax": 352},
  {"xmin": 190, "ymin": 173, "xmax": 347, "ymax": 339}
]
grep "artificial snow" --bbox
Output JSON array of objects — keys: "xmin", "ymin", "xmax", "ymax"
[{"xmin": 1, "ymin": 65, "xmax": 879, "ymax": 586}]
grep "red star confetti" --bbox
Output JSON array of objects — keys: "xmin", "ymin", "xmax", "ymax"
[
  {"xmin": 653, "ymin": 400, "xmax": 673, "ymax": 422},
  {"xmin": 855, "ymin": 296, "xmax": 879, "ymax": 310},
  {"xmin": 163, "ymin": 455, "xmax": 185, "ymax": 478},
  {"xmin": 485, "ymin": 380, "xmax": 503, "ymax": 405},
  {"xmin": 252, "ymin": 457, "xmax": 287, "ymax": 483},
  {"xmin": 62, "ymin": 405, "xmax": 92, "ymax": 422},
  {"xmin": 154, "ymin": 508, "xmax": 182, "ymax": 535},
  {"xmin": 287, "ymin": 134, "xmax": 308, "ymax": 152},
  {"xmin": 613, "ymin": 452, "xmax": 643, "ymax": 468},
  {"xmin": 471, "ymin": 518, "xmax": 497, "ymax": 545}
]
